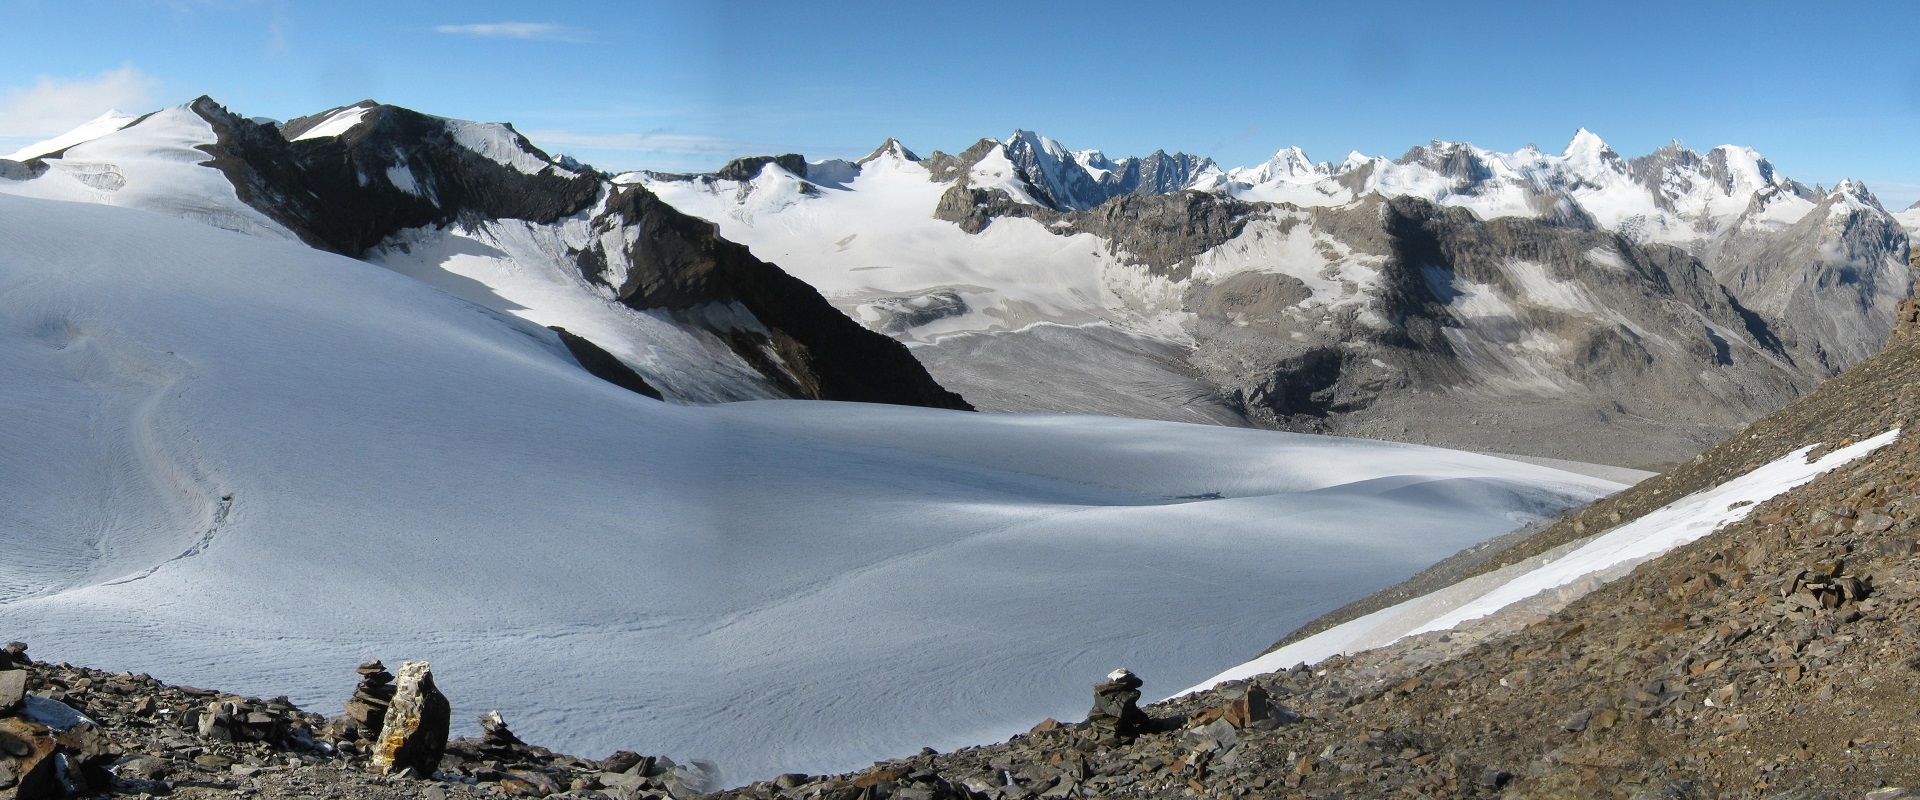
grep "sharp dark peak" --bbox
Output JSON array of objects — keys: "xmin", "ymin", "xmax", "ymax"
[{"xmin": 856, "ymin": 138, "xmax": 919, "ymax": 165}]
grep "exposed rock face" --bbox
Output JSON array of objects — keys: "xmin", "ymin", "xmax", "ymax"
[
  {"xmin": 370, "ymin": 661, "xmax": 449, "ymax": 777},
  {"xmin": 546, "ymin": 326, "xmax": 664, "ymax": 400},
  {"xmin": 1066, "ymin": 191, "xmax": 1258, "ymax": 279},
  {"xmin": 189, "ymin": 98, "xmax": 603, "ymax": 258},
  {"xmin": 1001, "ymin": 130, "xmax": 1216, "ymax": 211},
  {"xmin": 715, "ymin": 154, "xmax": 807, "ymax": 183},
  {"xmin": 1894, "ymin": 296, "xmax": 1920, "ymax": 346},
  {"xmin": 595, "ymin": 185, "xmax": 971, "ymax": 409}
]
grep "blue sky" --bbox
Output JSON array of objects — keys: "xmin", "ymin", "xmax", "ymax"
[{"xmin": 3, "ymin": 0, "xmax": 1919, "ymax": 206}]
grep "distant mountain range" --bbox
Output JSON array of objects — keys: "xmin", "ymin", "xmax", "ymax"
[
  {"xmin": 639, "ymin": 128, "xmax": 1912, "ymax": 468},
  {"xmin": 4, "ymin": 99, "xmax": 1908, "ymax": 468}
]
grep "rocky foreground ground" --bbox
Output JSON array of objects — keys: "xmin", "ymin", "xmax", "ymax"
[{"xmin": 7, "ymin": 325, "xmax": 1920, "ymax": 800}]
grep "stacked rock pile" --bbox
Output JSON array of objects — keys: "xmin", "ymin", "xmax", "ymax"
[{"xmin": 337, "ymin": 659, "xmax": 397, "ymax": 746}]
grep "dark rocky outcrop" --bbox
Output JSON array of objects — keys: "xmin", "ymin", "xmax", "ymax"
[
  {"xmin": 547, "ymin": 327, "xmax": 664, "ymax": 400},
  {"xmin": 596, "ymin": 185, "xmax": 971, "ymax": 409},
  {"xmin": 188, "ymin": 98, "xmax": 602, "ymax": 258},
  {"xmin": 715, "ymin": 154, "xmax": 807, "ymax": 183},
  {"xmin": 1069, "ymin": 191, "xmax": 1257, "ymax": 280}
]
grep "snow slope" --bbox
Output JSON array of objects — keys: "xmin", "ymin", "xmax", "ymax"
[
  {"xmin": 366, "ymin": 217, "xmax": 789, "ymax": 404},
  {"xmin": 1896, "ymin": 203, "xmax": 1920, "ymax": 238},
  {"xmin": 1185, "ymin": 428, "xmax": 1902, "ymax": 694},
  {"xmin": 3, "ymin": 110, "xmax": 140, "ymax": 161},
  {"xmin": 0, "ymin": 191, "xmax": 1619, "ymax": 783},
  {"xmin": 635, "ymin": 151, "xmax": 1157, "ymax": 343},
  {"xmin": 0, "ymin": 105, "xmax": 295, "ymax": 240}
]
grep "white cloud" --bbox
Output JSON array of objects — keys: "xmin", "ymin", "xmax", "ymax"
[
  {"xmin": 0, "ymin": 66, "xmax": 161, "ymax": 138},
  {"xmin": 434, "ymin": 22, "xmax": 592, "ymax": 43}
]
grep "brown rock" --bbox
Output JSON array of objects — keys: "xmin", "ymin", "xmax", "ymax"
[
  {"xmin": 598, "ymin": 750, "xmax": 645, "ymax": 774},
  {"xmin": 371, "ymin": 660, "xmax": 451, "ymax": 777},
  {"xmin": 0, "ymin": 717, "xmax": 58, "ymax": 800}
]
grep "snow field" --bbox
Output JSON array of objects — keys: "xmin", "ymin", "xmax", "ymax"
[{"xmin": 0, "ymin": 191, "xmax": 1619, "ymax": 784}]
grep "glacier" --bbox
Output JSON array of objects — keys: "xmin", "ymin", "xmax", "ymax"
[{"xmin": 0, "ymin": 189, "xmax": 1619, "ymax": 784}]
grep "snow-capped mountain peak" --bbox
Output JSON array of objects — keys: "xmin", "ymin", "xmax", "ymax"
[
  {"xmin": 1250, "ymin": 145, "xmax": 1322, "ymax": 183},
  {"xmin": 1562, "ymin": 127, "xmax": 1614, "ymax": 161}
]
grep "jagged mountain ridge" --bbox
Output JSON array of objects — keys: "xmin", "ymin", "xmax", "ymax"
[
  {"xmin": 0, "ymin": 97, "xmax": 969, "ymax": 410},
  {"xmin": 638, "ymin": 128, "xmax": 1912, "ymax": 468}
]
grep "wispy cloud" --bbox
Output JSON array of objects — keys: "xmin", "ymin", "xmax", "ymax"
[
  {"xmin": 0, "ymin": 66, "xmax": 161, "ymax": 138},
  {"xmin": 434, "ymin": 22, "xmax": 592, "ymax": 43}
]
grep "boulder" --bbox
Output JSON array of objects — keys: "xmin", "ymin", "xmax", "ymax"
[
  {"xmin": 0, "ymin": 717, "xmax": 58, "ymax": 800},
  {"xmin": 370, "ymin": 661, "xmax": 450, "ymax": 777}
]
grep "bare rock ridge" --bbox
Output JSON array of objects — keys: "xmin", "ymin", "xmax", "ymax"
[
  {"xmin": 4, "ymin": 96, "xmax": 969, "ymax": 412},
  {"xmin": 547, "ymin": 327, "xmax": 667, "ymax": 400},
  {"xmin": 191, "ymin": 97, "xmax": 603, "ymax": 258},
  {"xmin": 595, "ymin": 186, "xmax": 970, "ymax": 407}
]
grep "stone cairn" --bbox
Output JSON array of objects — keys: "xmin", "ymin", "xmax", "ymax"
[
  {"xmin": 1084, "ymin": 668, "xmax": 1150, "ymax": 744},
  {"xmin": 369, "ymin": 660, "xmax": 450, "ymax": 778},
  {"xmin": 337, "ymin": 658, "xmax": 396, "ymax": 747},
  {"xmin": 477, "ymin": 710, "xmax": 527, "ymax": 756}
]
